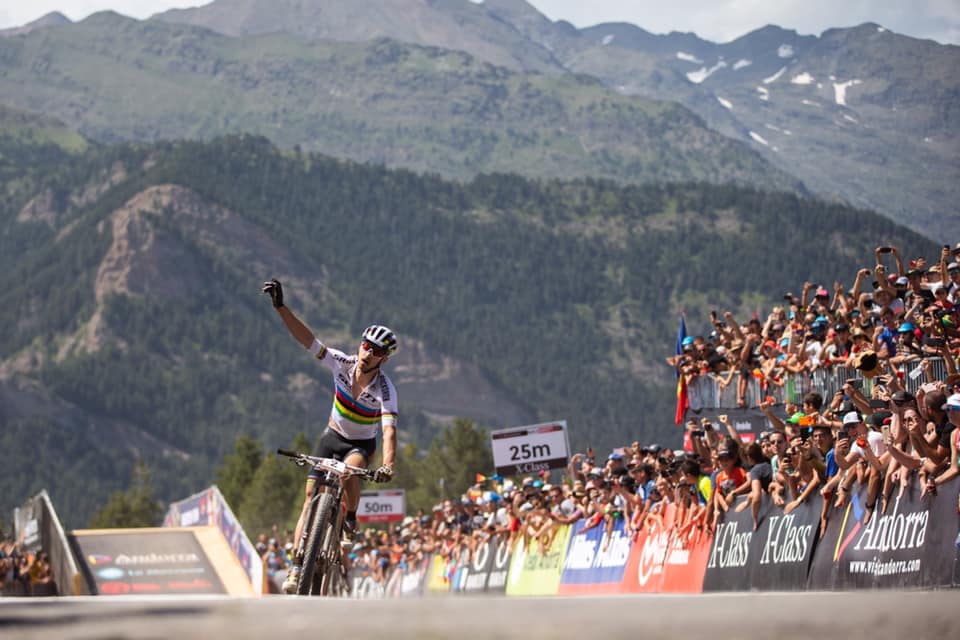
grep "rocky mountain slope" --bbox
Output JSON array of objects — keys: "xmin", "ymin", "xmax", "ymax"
[
  {"xmin": 154, "ymin": 0, "xmax": 959, "ymax": 238},
  {"xmin": 0, "ymin": 11, "xmax": 801, "ymax": 194}
]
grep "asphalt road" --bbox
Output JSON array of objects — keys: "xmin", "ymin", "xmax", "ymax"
[{"xmin": 0, "ymin": 591, "xmax": 954, "ymax": 640}]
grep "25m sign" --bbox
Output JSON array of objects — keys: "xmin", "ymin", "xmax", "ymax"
[{"xmin": 490, "ymin": 421, "xmax": 570, "ymax": 476}]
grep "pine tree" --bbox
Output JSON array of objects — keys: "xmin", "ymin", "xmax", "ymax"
[
  {"xmin": 215, "ymin": 435, "xmax": 264, "ymax": 510},
  {"xmin": 237, "ymin": 432, "xmax": 311, "ymax": 536},
  {"xmin": 88, "ymin": 460, "xmax": 164, "ymax": 528}
]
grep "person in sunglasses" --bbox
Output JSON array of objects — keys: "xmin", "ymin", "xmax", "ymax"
[{"xmin": 262, "ymin": 278, "xmax": 398, "ymax": 593}]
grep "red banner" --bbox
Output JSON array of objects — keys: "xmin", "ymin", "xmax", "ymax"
[{"xmin": 621, "ymin": 504, "xmax": 712, "ymax": 593}]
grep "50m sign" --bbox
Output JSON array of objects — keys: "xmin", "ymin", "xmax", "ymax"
[
  {"xmin": 358, "ymin": 490, "xmax": 405, "ymax": 524},
  {"xmin": 490, "ymin": 421, "xmax": 570, "ymax": 476}
]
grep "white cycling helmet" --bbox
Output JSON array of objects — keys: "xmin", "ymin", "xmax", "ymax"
[{"xmin": 361, "ymin": 325, "xmax": 398, "ymax": 355}]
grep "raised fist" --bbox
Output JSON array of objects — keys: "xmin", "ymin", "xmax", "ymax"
[{"xmin": 262, "ymin": 278, "xmax": 284, "ymax": 309}]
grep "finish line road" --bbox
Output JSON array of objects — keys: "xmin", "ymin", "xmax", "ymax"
[{"xmin": 0, "ymin": 592, "xmax": 953, "ymax": 640}]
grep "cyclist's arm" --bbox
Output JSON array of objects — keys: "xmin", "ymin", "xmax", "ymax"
[
  {"xmin": 276, "ymin": 306, "xmax": 316, "ymax": 349},
  {"xmin": 381, "ymin": 423, "xmax": 397, "ymax": 468},
  {"xmin": 379, "ymin": 377, "xmax": 399, "ymax": 469}
]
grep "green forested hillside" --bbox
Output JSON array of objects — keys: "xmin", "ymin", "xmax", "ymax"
[
  {"xmin": 0, "ymin": 135, "xmax": 936, "ymax": 526},
  {"xmin": 0, "ymin": 12, "xmax": 802, "ymax": 193}
]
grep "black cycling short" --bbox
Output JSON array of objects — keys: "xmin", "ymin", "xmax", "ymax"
[{"xmin": 307, "ymin": 428, "xmax": 377, "ymax": 480}]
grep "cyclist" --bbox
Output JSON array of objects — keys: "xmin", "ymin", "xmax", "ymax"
[{"xmin": 262, "ymin": 278, "xmax": 398, "ymax": 594}]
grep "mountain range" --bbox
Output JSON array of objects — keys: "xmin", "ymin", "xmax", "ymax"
[
  {"xmin": 150, "ymin": 0, "xmax": 959, "ymax": 239},
  {"xmin": 2, "ymin": 1, "xmax": 957, "ymax": 238}
]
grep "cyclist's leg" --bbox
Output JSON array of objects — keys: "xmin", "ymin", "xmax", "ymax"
[{"xmin": 343, "ymin": 438, "xmax": 377, "ymax": 515}]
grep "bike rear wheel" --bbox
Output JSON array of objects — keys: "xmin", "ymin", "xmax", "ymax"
[{"xmin": 298, "ymin": 492, "xmax": 335, "ymax": 595}]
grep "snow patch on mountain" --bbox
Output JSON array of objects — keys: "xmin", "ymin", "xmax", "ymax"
[
  {"xmin": 602, "ymin": 34, "xmax": 614, "ymax": 46},
  {"xmin": 791, "ymin": 72, "xmax": 814, "ymax": 85},
  {"xmin": 764, "ymin": 124, "xmax": 792, "ymax": 136},
  {"xmin": 833, "ymin": 79, "xmax": 862, "ymax": 106},
  {"xmin": 763, "ymin": 66, "xmax": 787, "ymax": 84},
  {"xmin": 749, "ymin": 131, "xmax": 770, "ymax": 146},
  {"xmin": 777, "ymin": 44, "xmax": 794, "ymax": 58},
  {"xmin": 686, "ymin": 60, "xmax": 727, "ymax": 84},
  {"xmin": 716, "ymin": 96, "xmax": 732, "ymax": 110},
  {"xmin": 676, "ymin": 51, "xmax": 704, "ymax": 64},
  {"xmin": 842, "ymin": 114, "xmax": 859, "ymax": 124},
  {"xmin": 756, "ymin": 86, "xmax": 770, "ymax": 101},
  {"xmin": 802, "ymin": 99, "xmax": 822, "ymax": 108},
  {"xmin": 733, "ymin": 59, "xmax": 751, "ymax": 70}
]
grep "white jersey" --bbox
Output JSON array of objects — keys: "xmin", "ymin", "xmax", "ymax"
[{"xmin": 309, "ymin": 339, "xmax": 398, "ymax": 440}]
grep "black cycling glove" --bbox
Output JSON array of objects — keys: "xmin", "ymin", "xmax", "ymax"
[{"xmin": 262, "ymin": 278, "xmax": 284, "ymax": 309}]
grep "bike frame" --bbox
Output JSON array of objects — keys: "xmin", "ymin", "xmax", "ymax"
[{"xmin": 278, "ymin": 450, "xmax": 376, "ymax": 596}]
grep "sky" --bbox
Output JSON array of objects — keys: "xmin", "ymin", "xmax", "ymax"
[{"xmin": 0, "ymin": 0, "xmax": 957, "ymax": 45}]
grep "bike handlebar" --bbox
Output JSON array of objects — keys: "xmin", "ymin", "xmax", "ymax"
[{"xmin": 276, "ymin": 448, "xmax": 380, "ymax": 482}]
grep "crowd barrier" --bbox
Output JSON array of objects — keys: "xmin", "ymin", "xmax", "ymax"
[
  {"xmin": 162, "ymin": 486, "xmax": 264, "ymax": 595},
  {"xmin": 687, "ymin": 358, "xmax": 949, "ymax": 410},
  {"xmin": 347, "ymin": 477, "xmax": 960, "ymax": 597},
  {"xmin": 13, "ymin": 490, "xmax": 82, "ymax": 595}
]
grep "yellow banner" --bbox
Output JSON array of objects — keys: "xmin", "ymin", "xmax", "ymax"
[
  {"xmin": 425, "ymin": 553, "xmax": 452, "ymax": 593},
  {"xmin": 505, "ymin": 525, "xmax": 571, "ymax": 596}
]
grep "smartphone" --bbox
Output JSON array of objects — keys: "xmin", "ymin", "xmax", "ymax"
[
  {"xmin": 690, "ymin": 430, "xmax": 705, "ymax": 437},
  {"xmin": 800, "ymin": 427, "xmax": 812, "ymax": 441},
  {"xmin": 881, "ymin": 425, "xmax": 891, "ymax": 442},
  {"xmin": 845, "ymin": 378, "xmax": 862, "ymax": 390},
  {"xmin": 878, "ymin": 247, "xmax": 893, "ymax": 254}
]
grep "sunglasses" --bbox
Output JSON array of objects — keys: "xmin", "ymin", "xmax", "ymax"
[{"xmin": 361, "ymin": 340, "xmax": 388, "ymax": 357}]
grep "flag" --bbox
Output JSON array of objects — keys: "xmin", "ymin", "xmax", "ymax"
[
  {"xmin": 674, "ymin": 314, "xmax": 689, "ymax": 425},
  {"xmin": 675, "ymin": 313, "xmax": 687, "ymax": 380},
  {"xmin": 675, "ymin": 374, "xmax": 689, "ymax": 425}
]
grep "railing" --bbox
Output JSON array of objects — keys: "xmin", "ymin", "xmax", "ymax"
[{"xmin": 686, "ymin": 358, "xmax": 951, "ymax": 409}]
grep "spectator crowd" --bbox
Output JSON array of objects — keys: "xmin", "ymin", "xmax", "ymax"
[{"xmin": 0, "ymin": 538, "xmax": 55, "ymax": 597}]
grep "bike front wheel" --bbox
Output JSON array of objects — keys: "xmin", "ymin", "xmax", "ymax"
[{"xmin": 298, "ymin": 492, "xmax": 335, "ymax": 595}]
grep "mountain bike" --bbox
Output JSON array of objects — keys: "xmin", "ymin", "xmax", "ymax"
[{"xmin": 277, "ymin": 448, "xmax": 379, "ymax": 596}]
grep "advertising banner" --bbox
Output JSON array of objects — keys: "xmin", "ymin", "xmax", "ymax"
[
  {"xmin": 747, "ymin": 492, "xmax": 821, "ymax": 590},
  {"xmin": 357, "ymin": 490, "xmax": 405, "ymax": 524},
  {"xmin": 459, "ymin": 539, "xmax": 494, "ymax": 593},
  {"xmin": 559, "ymin": 518, "xmax": 633, "ymax": 595},
  {"xmin": 348, "ymin": 564, "xmax": 384, "ymax": 599},
  {"xmin": 70, "ymin": 529, "xmax": 226, "ymax": 595},
  {"xmin": 485, "ymin": 535, "xmax": 512, "ymax": 593},
  {"xmin": 384, "ymin": 557, "xmax": 430, "ymax": 598},
  {"xmin": 808, "ymin": 478, "xmax": 960, "ymax": 589},
  {"xmin": 703, "ymin": 492, "xmax": 821, "ymax": 591},
  {"xmin": 659, "ymin": 521, "xmax": 712, "ymax": 593},
  {"xmin": 425, "ymin": 552, "xmax": 453, "ymax": 593},
  {"xmin": 623, "ymin": 505, "xmax": 677, "ymax": 593},
  {"xmin": 490, "ymin": 421, "xmax": 570, "ymax": 476},
  {"xmin": 702, "ymin": 496, "xmax": 763, "ymax": 591},
  {"xmin": 505, "ymin": 525, "xmax": 571, "ymax": 596},
  {"xmin": 163, "ymin": 486, "xmax": 262, "ymax": 594}
]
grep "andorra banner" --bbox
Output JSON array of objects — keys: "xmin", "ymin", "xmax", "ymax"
[{"xmin": 807, "ymin": 477, "xmax": 960, "ymax": 589}]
